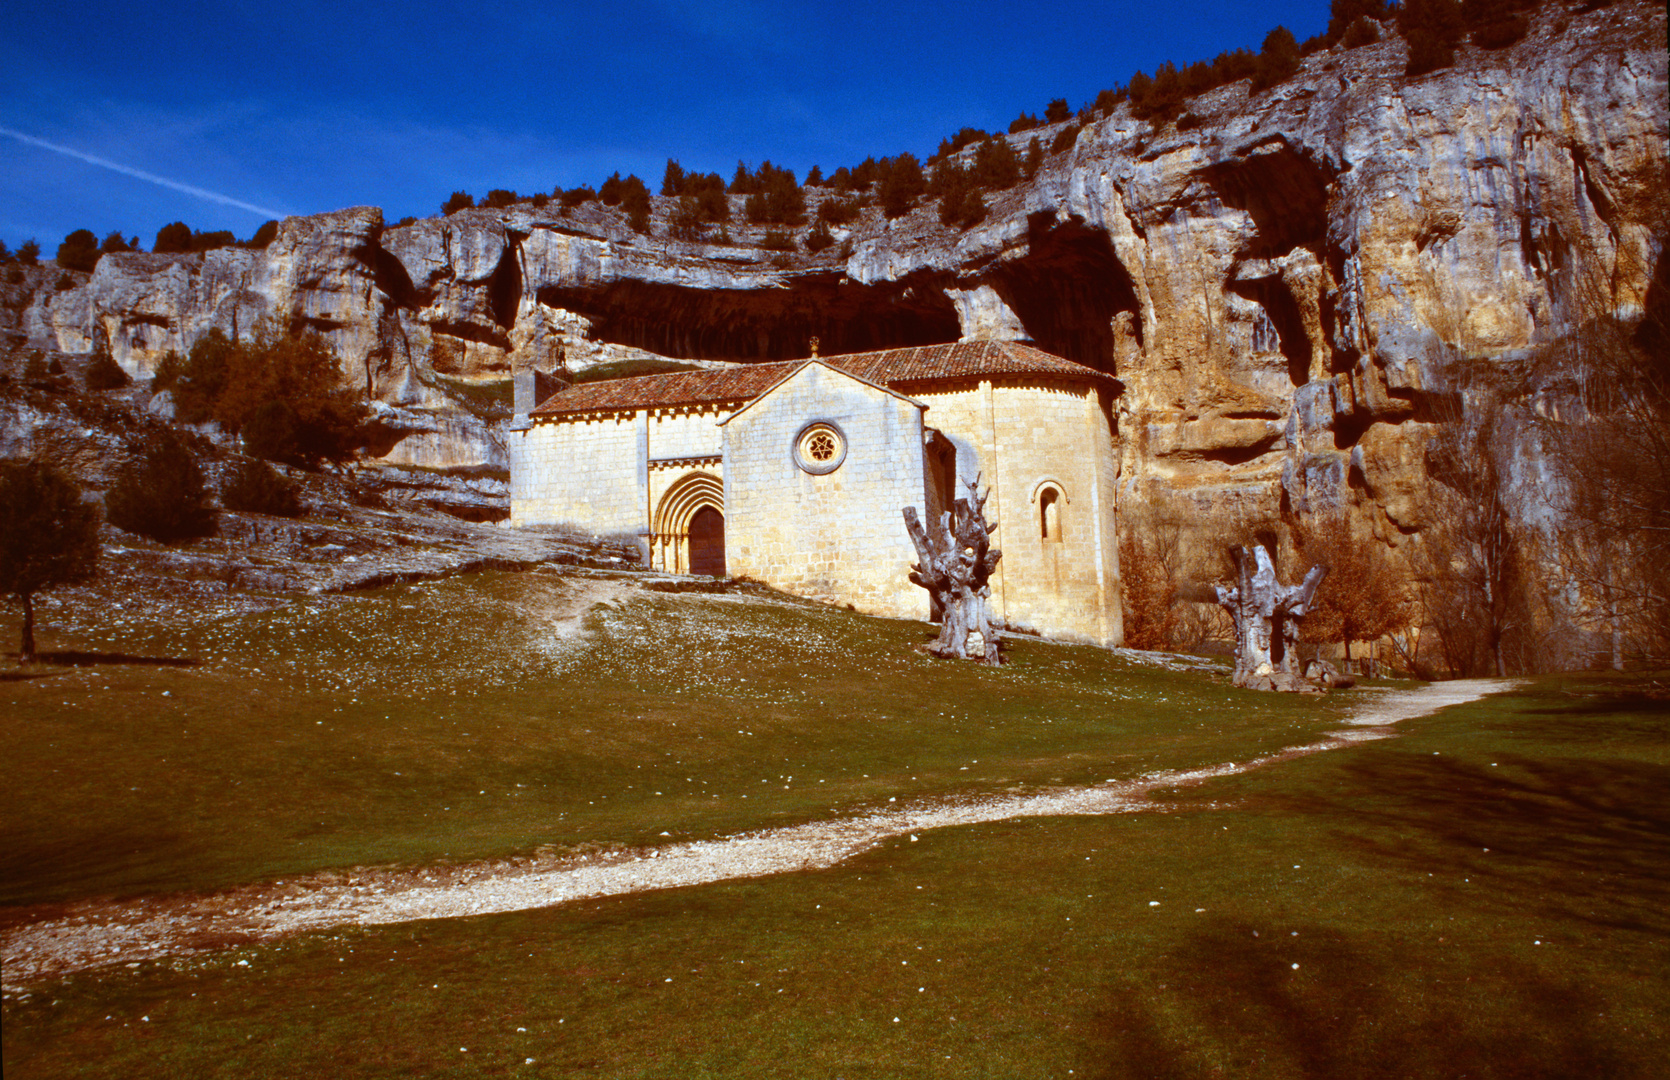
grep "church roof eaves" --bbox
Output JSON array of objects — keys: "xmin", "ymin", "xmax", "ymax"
[{"xmin": 529, "ymin": 341, "xmax": 1119, "ymax": 417}]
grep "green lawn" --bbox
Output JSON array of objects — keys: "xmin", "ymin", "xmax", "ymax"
[
  {"xmin": 3, "ymin": 572, "xmax": 1665, "ymax": 1078},
  {"xmin": 0, "ymin": 570, "xmax": 1333, "ymax": 906}
]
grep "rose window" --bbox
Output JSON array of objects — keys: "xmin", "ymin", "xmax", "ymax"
[
  {"xmin": 793, "ymin": 422, "xmax": 848, "ymax": 474},
  {"xmin": 807, "ymin": 432, "xmax": 836, "ymax": 461}
]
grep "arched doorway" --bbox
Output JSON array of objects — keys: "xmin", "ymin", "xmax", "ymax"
[
  {"xmin": 651, "ymin": 472, "xmax": 725, "ymax": 574},
  {"xmin": 688, "ymin": 506, "xmax": 726, "ymax": 576}
]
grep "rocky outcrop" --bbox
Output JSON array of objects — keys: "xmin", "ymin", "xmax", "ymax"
[{"xmin": 11, "ymin": 0, "xmax": 1665, "ymax": 546}]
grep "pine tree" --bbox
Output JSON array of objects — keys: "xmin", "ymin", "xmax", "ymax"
[
  {"xmin": 1463, "ymin": 0, "xmax": 1530, "ymax": 49},
  {"xmin": 1252, "ymin": 27, "xmax": 1300, "ymax": 92},
  {"xmin": 0, "ymin": 462, "xmax": 99, "ymax": 662},
  {"xmin": 1400, "ymin": 0, "xmax": 1465, "ymax": 75},
  {"xmin": 1327, "ymin": 0, "xmax": 1390, "ymax": 42},
  {"xmin": 972, "ymin": 138, "xmax": 1021, "ymax": 190},
  {"xmin": 878, "ymin": 153, "xmax": 926, "ymax": 219},
  {"xmin": 56, "ymin": 229, "xmax": 99, "ymax": 273},
  {"xmin": 1024, "ymin": 137, "xmax": 1044, "ymax": 180},
  {"xmin": 106, "ymin": 432, "xmax": 216, "ymax": 543},
  {"xmin": 153, "ymin": 222, "xmax": 193, "ymax": 253},
  {"xmin": 662, "ymin": 159, "xmax": 687, "ymax": 197}
]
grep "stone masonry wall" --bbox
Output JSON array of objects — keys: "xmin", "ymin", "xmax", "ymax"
[
  {"xmin": 912, "ymin": 379, "xmax": 1121, "ymax": 646},
  {"xmin": 647, "ymin": 406, "xmax": 726, "ymax": 461},
  {"xmin": 723, "ymin": 364, "xmax": 929, "ymax": 620},
  {"xmin": 509, "ymin": 411, "xmax": 645, "ymax": 534}
]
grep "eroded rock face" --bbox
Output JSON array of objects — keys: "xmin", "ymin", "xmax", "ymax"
[{"xmin": 14, "ymin": 0, "xmax": 1665, "ymax": 530}]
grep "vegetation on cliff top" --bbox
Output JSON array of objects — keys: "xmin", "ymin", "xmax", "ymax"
[
  {"xmin": 385, "ymin": 0, "xmax": 1566, "ymax": 242},
  {"xmin": 2, "ymin": 0, "xmax": 1579, "ymax": 258}
]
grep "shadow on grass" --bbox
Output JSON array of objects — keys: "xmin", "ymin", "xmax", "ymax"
[
  {"xmin": 1521, "ymin": 689, "xmax": 1670, "ymax": 717},
  {"xmin": 7, "ymin": 651, "xmax": 201, "ymax": 669},
  {"xmin": 1321, "ymin": 749, "xmax": 1670, "ymax": 937},
  {"xmin": 0, "ymin": 826, "xmax": 202, "ymax": 909},
  {"xmin": 1087, "ymin": 917, "xmax": 1635, "ymax": 1080}
]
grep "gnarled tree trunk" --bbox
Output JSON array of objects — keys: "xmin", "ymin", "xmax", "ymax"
[
  {"xmin": 1215, "ymin": 544, "xmax": 1327, "ymax": 692},
  {"xmin": 903, "ymin": 476, "xmax": 1003, "ymax": 664}
]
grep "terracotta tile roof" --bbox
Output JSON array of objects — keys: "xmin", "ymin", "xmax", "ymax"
[
  {"xmin": 828, "ymin": 340, "xmax": 1117, "ymax": 390},
  {"xmin": 530, "ymin": 341, "xmax": 1117, "ymax": 416},
  {"xmin": 531, "ymin": 364, "xmax": 794, "ymax": 415}
]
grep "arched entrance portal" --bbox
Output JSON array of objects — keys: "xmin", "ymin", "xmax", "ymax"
[
  {"xmin": 651, "ymin": 472, "xmax": 725, "ymax": 575},
  {"xmin": 688, "ymin": 506, "xmax": 726, "ymax": 576}
]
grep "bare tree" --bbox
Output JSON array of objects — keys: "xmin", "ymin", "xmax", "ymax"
[
  {"xmin": 1120, "ymin": 495, "xmax": 1253, "ymax": 653},
  {"xmin": 1293, "ymin": 513, "xmax": 1415, "ymax": 674},
  {"xmin": 1535, "ymin": 216, "xmax": 1670, "ymax": 667},
  {"xmin": 1215, "ymin": 542, "xmax": 1327, "ymax": 691},
  {"xmin": 1118, "ymin": 514, "xmax": 1180, "ymax": 650},
  {"xmin": 1418, "ymin": 377, "xmax": 1534, "ymax": 677},
  {"xmin": 903, "ymin": 476, "xmax": 1003, "ymax": 663}
]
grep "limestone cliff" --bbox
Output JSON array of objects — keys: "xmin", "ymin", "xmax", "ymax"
[{"xmin": 11, "ymin": 0, "xmax": 1666, "ymax": 548}]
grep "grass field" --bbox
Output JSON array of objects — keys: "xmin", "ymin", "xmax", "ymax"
[{"xmin": 3, "ymin": 570, "xmax": 1666, "ymax": 1077}]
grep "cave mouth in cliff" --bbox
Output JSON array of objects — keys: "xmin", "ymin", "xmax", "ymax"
[
  {"xmin": 539, "ymin": 274, "xmax": 961, "ymax": 362},
  {"xmin": 987, "ymin": 213, "xmax": 1141, "ymax": 374},
  {"xmin": 1228, "ymin": 276, "xmax": 1312, "ymax": 385},
  {"xmin": 373, "ymin": 249, "xmax": 419, "ymax": 309},
  {"xmin": 488, "ymin": 248, "xmax": 523, "ymax": 331},
  {"xmin": 1203, "ymin": 139, "xmax": 1332, "ymax": 261}
]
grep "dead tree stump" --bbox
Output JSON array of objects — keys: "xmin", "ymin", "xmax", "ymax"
[
  {"xmin": 1215, "ymin": 544, "xmax": 1327, "ymax": 692},
  {"xmin": 903, "ymin": 476, "xmax": 1003, "ymax": 663}
]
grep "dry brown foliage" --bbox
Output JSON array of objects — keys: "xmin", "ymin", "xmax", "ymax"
[
  {"xmin": 1120, "ymin": 498, "xmax": 1256, "ymax": 652},
  {"xmin": 1292, "ymin": 513, "xmax": 1415, "ymax": 669},
  {"xmin": 1118, "ymin": 526, "xmax": 1177, "ymax": 650},
  {"xmin": 1534, "ymin": 211, "xmax": 1670, "ymax": 667}
]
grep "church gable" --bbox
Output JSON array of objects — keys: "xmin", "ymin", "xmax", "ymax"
[{"xmin": 721, "ymin": 362, "xmax": 930, "ymax": 620}]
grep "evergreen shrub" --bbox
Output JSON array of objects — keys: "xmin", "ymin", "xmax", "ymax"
[
  {"xmin": 221, "ymin": 458, "xmax": 303, "ymax": 517},
  {"xmin": 107, "ymin": 432, "xmax": 216, "ymax": 542}
]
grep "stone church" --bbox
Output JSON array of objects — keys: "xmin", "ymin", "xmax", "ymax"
[{"xmin": 508, "ymin": 341, "xmax": 1125, "ymax": 647}]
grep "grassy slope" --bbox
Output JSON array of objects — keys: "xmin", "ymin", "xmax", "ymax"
[
  {"xmin": 0, "ymin": 570, "xmax": 1329, "ymax": 906},
  {"xmin": 3, "ymin": 573, "xmax": 1666, "ymax": 1078}
]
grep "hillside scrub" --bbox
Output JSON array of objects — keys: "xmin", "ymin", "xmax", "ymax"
[
  {"xmin": 151, "ymin": 324, "xmax": 367, "ymax": 467},
  {"xmin": 105, "ymin": 431, "xmax": 217, "ymax": 543},
  {"xmin": 82, "ymin": 343, "xmax": 129, "ymax": 391},
  {"xmin": 220, "ymin": 458, "xmax": 304, "ymax": 518}
]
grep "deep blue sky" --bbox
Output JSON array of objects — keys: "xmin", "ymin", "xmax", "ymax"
[{"xmin": 2, "ymin": 0, "xmax": 1330, "ymax": 252}]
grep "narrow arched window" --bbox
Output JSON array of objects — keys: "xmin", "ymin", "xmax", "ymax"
[{"xmin": 1040, "ymin": 487, "xmax": 1062, "ymax": 543}]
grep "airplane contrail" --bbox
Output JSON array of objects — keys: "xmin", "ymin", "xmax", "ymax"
[{"xmin": 0, "ymin": 126, "xmax": 289, "ymax": 220}]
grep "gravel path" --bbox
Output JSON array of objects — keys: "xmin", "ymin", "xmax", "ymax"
[{"xmin": 0, "ymin": 679, "xmax": 1505, "ymax": 991}]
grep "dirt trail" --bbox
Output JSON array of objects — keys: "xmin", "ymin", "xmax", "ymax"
[
  {"xmin": 511, "ymin": 575, "xmax": 639, "ymax": 638},
  {"xmin": 0, "ymin": 679, "xmax": 1504, "ymax": 991}
]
